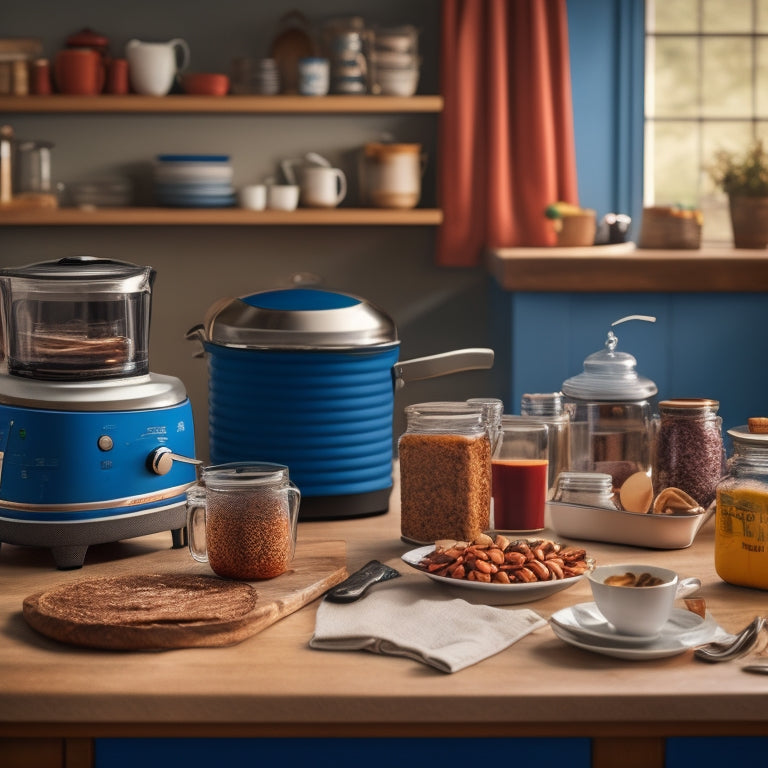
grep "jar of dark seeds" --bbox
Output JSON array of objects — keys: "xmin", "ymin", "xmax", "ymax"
[
  {"xmin": 399, "ymin": 401, "xmax": 491, "ymax": 544},
  {"xmin": 652, "ymin": 398, "xmax": 724, "ymax": 508}
]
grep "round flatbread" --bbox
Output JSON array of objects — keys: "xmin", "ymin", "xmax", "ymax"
[{"xmin": 23, "ymin": 573, "xmax": 260, "ymax": 650}]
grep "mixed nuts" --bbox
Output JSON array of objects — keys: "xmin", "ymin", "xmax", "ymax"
[{"xmin": 417, "ymin": 533, "xmax": 591, "ymax": 584}]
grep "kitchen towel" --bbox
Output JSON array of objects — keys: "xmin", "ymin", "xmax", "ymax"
[{"xmin": 310, "ymin": 578, "xmax": 547, "ymax": 673}]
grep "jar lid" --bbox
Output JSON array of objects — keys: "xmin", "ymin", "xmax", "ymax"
[
  {"xmin": 199, "ymin": 287, "xmax": 399, "ymax": 350},
  {"xmin": 404, "ymin": 401, "xmax": 486, "ymax": 433},
  {"xmin": 728, "ymin": 425, "xmax": 768, "ymax": 445},
  {"xmin": 659, "ymin": 398, "xmax": 719, "ymax": 412},
  {"xmin": 521, "ymin": 392, "xmax": 566, "ymax": 417},
  {"xmin": 561, "ymin": 327, "xmax": 657, "ymax": 401},
  {"xmin": 200, "ymin": 461, "xmax": 289, "ymax": 489},
  {"xmin": 555, "ymin": 471, "xmax": 614, "ymax": 491},
  {"xmin": 364, "ymin": 142, "xmax": 421, "ymax": 157}
]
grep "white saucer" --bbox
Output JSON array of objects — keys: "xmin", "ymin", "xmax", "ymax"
[{"xmin": 549, "ymin": 603, "xmax": 721, "ymax": 659}]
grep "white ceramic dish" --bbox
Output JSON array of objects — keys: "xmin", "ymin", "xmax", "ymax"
[
  {"xmin": 549, "ymin": 604, "xmax": 721, "ymax": 660},
  {"xmin": 547, "ymin": 500, "xmax": 714, "ymax": 550},
  {"xmin": 401, "ymin": 544, "xmax": 586, "ymax": 604}
]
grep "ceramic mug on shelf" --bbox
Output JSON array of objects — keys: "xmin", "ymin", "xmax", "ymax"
[
  {"xmin": 125, "ymin": 38, "xmax": 190, "ymax": 96},
  {"xmin": 300, "ymin": 166, "xmax": 346, "ymax": 208},
  {"xmin": 267, "ymin": 184, "xmax": 300, "ymax": 211},
  {"xmin": 239, "ymin": 184, "xmax": 267, "ymax": 211},
  {"xmin": 54, "ymin": 48, "xmax": 105, "ymax": 95}
]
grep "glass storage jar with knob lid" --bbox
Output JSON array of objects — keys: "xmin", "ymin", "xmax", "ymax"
[
  {"xmin": 715, "ymin": 420, "xmax": 768, "ymax": 590},
  {"xmin": 560, "ymin": 315, "xmax": 658, "ymax": 489}
]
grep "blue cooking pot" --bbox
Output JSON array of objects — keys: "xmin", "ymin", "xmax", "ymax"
[{"xmin": 187, "ymin": 287, "xmax": 493, "ymax": 519}]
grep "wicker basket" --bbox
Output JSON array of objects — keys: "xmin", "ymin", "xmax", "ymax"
[{"xmin": 638, "ymin": 207, "xmax": 702, "ymax": 249}]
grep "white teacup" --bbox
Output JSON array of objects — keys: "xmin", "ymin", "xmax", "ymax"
[
  {"xmin": 300, "ymin": 166, "xmax": 346, "ymax": 208},
  {"xmin": 267, "ymin": 184, "xmax": 300, "ymax": 211},
  {"xmin": 239, "ymin": 184, "xmax": 267, "ymax": 211},
  {"xmin": 126, "ymin": 38, "xmax": 190, "ymax": 96},
  {"xmin": 587, "ymin": 564, "xmax": 701, "ymax": 637}
]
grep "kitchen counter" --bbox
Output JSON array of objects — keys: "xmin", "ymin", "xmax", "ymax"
[
  {"xmin": 486, "ymin": 244, "xmax": 768, "ymax": 292},
  {"xmin": 2, "ymin": 469, "xmax": 768, "ymax": 768}
]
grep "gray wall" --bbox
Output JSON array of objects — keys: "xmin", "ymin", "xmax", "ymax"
[{"xmin": 2, "ymin": 0, "xmax": 501, "ymax": 460}]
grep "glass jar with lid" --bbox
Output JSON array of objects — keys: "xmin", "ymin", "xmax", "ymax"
[
  {"xmin": 715, "ymin": 422, "xmax": 768, "ymax": 590},
  {"xmin": 561, "ymin": 316, "xmax": 658, "ymax": 489},
  {"xmin": 521, "ymin": 391, "xmax": 570, "ymax": 497},
  {"xmin": 552, "ymin": 471, "xmax": 618, "ymax": 509},
  {"xmin": 653, "ymin": 398, "xmax": 724, "ymax": 508},
  {"xmin": 399, "ymin": 401, "xmax": 491, "ymax": 544}
]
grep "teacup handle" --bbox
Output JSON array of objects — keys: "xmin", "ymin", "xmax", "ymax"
[
  {"xmin": 186, "ymin": 485, "xmax": 208, "ymax": 564},
  {"xmin": 333, "ymin": 168, "xmax": 347, "ymax": 205},
  {"xmin": 675, "ymin": 576, "xmax": 701, "ymax": 599},
  {"xmin": 171, "ymin": 38, "xmax": 191, "ymax": 73}
]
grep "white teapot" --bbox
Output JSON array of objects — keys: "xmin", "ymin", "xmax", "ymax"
[{"xmin": 126, "ymin": 38, "xmax": 190, "ymax": 96}]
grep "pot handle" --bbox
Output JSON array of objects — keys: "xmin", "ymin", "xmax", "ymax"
[
  {"xmin": 185, "ymin": 323, "xmax": 206, "ymax": 358},
  {"xmin": 393, "ymin": 348, "xmax": 494, "ymax": 389}
]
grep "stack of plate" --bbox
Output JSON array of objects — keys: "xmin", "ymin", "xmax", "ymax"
[
  {"xmin": 253, "ymin": 59, "xmax": 280, "ymax": 95},
  {"xmin": 153, "ymin": 155, "xmax": 236, "ymax": 208}
]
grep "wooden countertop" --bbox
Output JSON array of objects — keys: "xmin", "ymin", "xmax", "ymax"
[
  {"xmin": 2, "ymin": 468, "xmax": 768, "ymax": 767},
  {"xmin": 487, "ymin": 244, "xmax": 768, "ymax": 292}
]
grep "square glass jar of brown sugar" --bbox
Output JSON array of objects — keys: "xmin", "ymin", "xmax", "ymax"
[{"xmin": 399, "ymin": 402, "xmax": 491, "ymax": 544}]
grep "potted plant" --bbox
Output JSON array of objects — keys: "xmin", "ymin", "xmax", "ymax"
[{"xmin": 710, "ymin": 139, "xmax": 768, "ymax": 248}]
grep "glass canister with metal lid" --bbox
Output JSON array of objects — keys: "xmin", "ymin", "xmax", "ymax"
[
  {"xmin": 715, "ymin": 420, "xmax": 768, "ymax": 590},
  {"xmin": 399, "ymin": 401, "xmax": 491, "ymax": 544},
  {"xmin": 561, "ymin": 316, "xmax": 658, "ymax": 489}
]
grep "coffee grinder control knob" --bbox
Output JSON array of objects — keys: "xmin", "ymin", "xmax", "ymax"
[{"xmin": 147, "ymin": 446, "xmax": 202, "ymax": 476}]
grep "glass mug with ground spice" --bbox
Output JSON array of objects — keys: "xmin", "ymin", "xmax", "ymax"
[
  {"xmin": 652, "ymin": 398, "xmax": 724, "ymax": 509},
  {"xmin": 187, "ymin": 462, "xmax": 300, "ymax": 580},
  {"xmin": 399, "ymin": 401, "xmax": 491, "ymax": 544}
]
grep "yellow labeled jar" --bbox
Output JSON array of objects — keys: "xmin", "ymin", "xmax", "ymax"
[{"xmin": 715, "ymin": 422, "xmax": 768, "ymax": 590}]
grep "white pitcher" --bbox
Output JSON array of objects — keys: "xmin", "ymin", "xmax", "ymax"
[{"xmin": 126, "ymin": 38, "xmax": 190, "ymax": 96}]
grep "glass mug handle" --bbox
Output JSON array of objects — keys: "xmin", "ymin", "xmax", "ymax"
[
  {"xmin": 286, "ymin": 482, "xmax": 301, "ymax": 559},
  {"xmin": 186, "ymin": 485, "xmax": 209, "ymax": 564}
]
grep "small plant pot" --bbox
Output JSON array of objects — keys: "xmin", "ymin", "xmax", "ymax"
[{"xmin": 729, "ymin": 196, "xmax": 768, "ymax": 249}]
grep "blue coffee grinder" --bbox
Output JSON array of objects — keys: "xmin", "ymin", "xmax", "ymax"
[{"xmin": 0, "ymin": 256, "xmax": 198, "ymax": 569}]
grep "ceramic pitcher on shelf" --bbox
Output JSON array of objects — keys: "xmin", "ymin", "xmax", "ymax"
[{"xmin": 125, "ymin": 38, "xmax": 190, "ymax": 96}]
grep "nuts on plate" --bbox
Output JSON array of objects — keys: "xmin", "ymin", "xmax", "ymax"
[{"xmin": 417, "ymin": 533, "xmax": 591, "ymax": 584}]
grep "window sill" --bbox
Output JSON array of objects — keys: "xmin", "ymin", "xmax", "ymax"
[{"xmin": 486, "ymin": 243, "xmax": 768, "ymax": 292}]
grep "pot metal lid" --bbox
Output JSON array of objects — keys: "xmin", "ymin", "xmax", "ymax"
[{"xmin": 202, "ymin": 288, "xmax": 399, "ymax": 350}]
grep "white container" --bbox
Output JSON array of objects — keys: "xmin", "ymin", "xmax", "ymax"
[{"xmin": 239, "ymin": 184, "xmax": 267, "ymax": 210}]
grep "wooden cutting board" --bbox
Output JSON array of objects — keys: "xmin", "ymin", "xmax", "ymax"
[{"xmin": 23, "ymin": 539, "xmax": 347, "ymax": 650}]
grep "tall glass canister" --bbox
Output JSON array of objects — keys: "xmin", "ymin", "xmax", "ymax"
[
  {"xmin": 399, "ymin": 401, "xmax": 491, "ymax": 544},
  {"xmin": 653, "ymin": 398, "xmax": 724, "ymax": 509},
  {"xmin": 521, "ymin": 392, "xmax": 570, "ymax": 498}
]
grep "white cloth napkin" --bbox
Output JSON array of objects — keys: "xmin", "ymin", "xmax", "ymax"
[{"xmin": 310, "ymin": 578, "xmax": 547, "ymax": 673}]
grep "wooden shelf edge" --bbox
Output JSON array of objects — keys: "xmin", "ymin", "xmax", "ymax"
[
  {"xmin": 0, "ymin": 94, "xmax": 444, "ymax": 114},
  {"xmin": 487, "ymin": 244, "xmax": 768, "ymax": 292},
  {"xmin": 0, "ymin": 207, "xmax": 444, "ymax": 226}
]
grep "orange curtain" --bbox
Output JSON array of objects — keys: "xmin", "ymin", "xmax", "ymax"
[{"xmin": 436, "ymin": 0, "xmax": 579, "ymax": 266}]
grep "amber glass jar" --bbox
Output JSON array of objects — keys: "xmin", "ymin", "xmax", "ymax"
[
  {"xmin": 715, "ymin": 425, "xmax": 768, "ymax": 590},
  {"xmin": 652, "ymin": 398, "xmax": 724, "ymax": 508},
  {"xmin": 399, "ymin": 402, "xmax": 491, "ymax": 544}
]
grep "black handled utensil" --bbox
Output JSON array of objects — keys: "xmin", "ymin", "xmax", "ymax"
[{"xmin": 325, "ymin": 560, "xmax": 401, "ymax": 603}]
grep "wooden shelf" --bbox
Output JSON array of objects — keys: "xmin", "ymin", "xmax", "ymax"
[
  {"xmin": 0, "ymin": 206, "xmax": 444, "ymax": 226},
  {"xmin": 487, "ymin": 243, "xmax": 768, "ymax": 292},
  {"xmin": 0, "ymin": 94, "xmax": 444, "ymax": 114}
]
